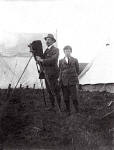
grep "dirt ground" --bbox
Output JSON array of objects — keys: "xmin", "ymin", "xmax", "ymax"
[{"xmin": 0, "ymin": 88, "xmax": 113, "ymax": 150}]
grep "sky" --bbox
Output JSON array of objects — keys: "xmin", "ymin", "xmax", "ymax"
[{"xmin": 0, "ymin": 0, "xmax": 114, "ymax": 62}]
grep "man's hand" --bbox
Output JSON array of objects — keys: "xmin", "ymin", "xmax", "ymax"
[
  {"xmin": 58, "ymin": 78, "xmax": 60, "ymax": 82},
  {"xmin": 36, "ymin": 56, "xmax": 43, "ymax": 62}
]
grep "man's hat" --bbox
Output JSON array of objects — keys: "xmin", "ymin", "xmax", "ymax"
[{"xmin": 44, "ymin": 34, "xmax": 56, "ymax": 43}]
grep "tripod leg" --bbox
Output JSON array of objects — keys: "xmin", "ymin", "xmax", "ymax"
[
  {"xmin": 14, "ymin": 56, "xmax": 33, "ymax": 89},
  {"xmin": 35, "ymin": 63, "xmax": 46, "ymax": 106},
  {"xmin": 40, "ymin": 79, "xmax": 46, "ymax": 106}
]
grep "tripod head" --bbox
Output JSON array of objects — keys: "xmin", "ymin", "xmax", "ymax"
[{"xmin": 28, "ymin": 40, "xmax": 43, "ymax": 58}]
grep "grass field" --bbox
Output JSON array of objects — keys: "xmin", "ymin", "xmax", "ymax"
[{"xmin": 0, "ymin": 88, "xmax": 113, "ymax": 150}]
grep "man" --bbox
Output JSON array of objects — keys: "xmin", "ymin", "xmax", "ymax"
[
  {"xmin": 59, "ymin": 45, "xmax": 79, "ymax": 115},
  {"xmin": 36, "ymin": 34, "xmax": 61, "ymax": 111}
]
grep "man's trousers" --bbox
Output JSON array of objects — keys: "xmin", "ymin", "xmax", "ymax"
[{"xmin": 45, "ymin": 77, "xmax": 61, "ymax": 109}]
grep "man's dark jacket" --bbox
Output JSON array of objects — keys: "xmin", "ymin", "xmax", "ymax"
[
  {"xmin": 42, "ymin": 45, "xmax": 59, "ymax": 79},
  {"xmin": 59, "ymin": 56, "xmax": 79, "ymax": 86}
]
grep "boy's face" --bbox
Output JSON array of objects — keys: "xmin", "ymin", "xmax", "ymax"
[{"xmin": 64, "ymin": 49, "xmax": 72, "ymax": 57}]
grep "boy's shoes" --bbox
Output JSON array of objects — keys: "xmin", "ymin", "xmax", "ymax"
[
  {"xmin": 62, "ymin": 108, "xmax": 68, "ymax": 113},
  {"xmin": 66, "ymin": 111, "xmax": 71, "ymax": 116},
  {"xmin": 75, "ymin": 107, "xmax": 79, "ymax": 113},
  {"xmin": 46, "ymin": 107, "xmax": 55, "ymax": 112},
  {"xmin": 62, "ymin": 109, "xmax": 71, "ymax": 116}
]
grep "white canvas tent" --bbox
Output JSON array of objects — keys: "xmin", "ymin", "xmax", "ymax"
[
  {"xmin": 0, "ymin": 56, "xmax": 45, "ymax": 89},
  {"xmin": 79, "ymin": 44, "xmax": 114, "ymax": 93}
]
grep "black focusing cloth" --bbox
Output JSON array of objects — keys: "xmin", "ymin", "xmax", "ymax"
[{"xmin": 29, "ymin": 40, "xmax": 43, "ymax": 58}]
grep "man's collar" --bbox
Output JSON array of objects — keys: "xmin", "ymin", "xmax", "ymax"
[{"xmin": 47, "ymin": 44, "xmax": 54, "ymax": 49}]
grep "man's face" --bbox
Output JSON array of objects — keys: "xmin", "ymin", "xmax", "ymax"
[
  {"xmin": 46, "ymin": 38, "xmax": 54, "ymax": 47},
  {"xmin": 64, "ymin": 49, "xmax": 72, "ymax": 57}
]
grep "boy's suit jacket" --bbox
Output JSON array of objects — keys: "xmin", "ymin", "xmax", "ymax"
[{"xmin": 59, "ymin": 56, "xmax": 79, "ymax": 86}]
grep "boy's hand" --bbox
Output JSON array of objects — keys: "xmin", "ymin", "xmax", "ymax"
[{"xmin": 58, "ymin": 78, "xmax": 62, "ymax": 87}]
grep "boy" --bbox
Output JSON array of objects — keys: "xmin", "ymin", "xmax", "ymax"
[{"xmin": 59, "ymin": 45, "xmax": 79, "ymax": 115}]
